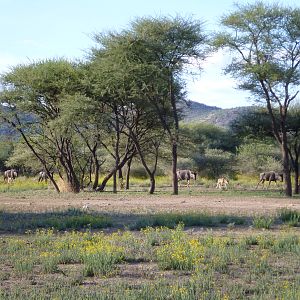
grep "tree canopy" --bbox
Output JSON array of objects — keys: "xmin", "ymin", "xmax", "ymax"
[{"xmin": 214, "ymin": 1, "xmax": 300, "ymax": 196}]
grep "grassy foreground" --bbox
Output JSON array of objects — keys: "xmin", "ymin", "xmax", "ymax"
[
  {"xmin": 0, "ymin": 223, "xmax": 300, "ymax": 299},
  {"xmin": 0, "ymin": 176, "xmax": 299, "ymax": 299}
]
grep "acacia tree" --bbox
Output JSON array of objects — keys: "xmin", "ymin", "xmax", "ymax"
[
  {"xmin": 214, "ymin": 1, "xmax": 300, "ymax": 196},
  {"xmin": 59, "ymin": 93, "xmax": 109, "ymax": 190},
  {"xmin": 231, "ymin": 107, "xmax": 300, "ymax": 194},
  {"xmin": 122, "ymin": 16, "xmax": 208, "ymax": 194},
  {"xmin": 89, "ymin": 16, "xmax": 208, "ymax": 194},
  {"xmin": 0, "ymin": 59, "xmax": 83, "ymax": 193},
  {"xmin": 85, "ymin": 49, "xmax": 139, "ymax": 193},
  {"xmin": 90, "ymin": 31, "xmax": 170, "ymax": 194}
]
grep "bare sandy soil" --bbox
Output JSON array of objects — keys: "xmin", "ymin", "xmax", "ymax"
[{"xmin": 0, "ymin": 190, "xmax": 299, "ymax": 216}]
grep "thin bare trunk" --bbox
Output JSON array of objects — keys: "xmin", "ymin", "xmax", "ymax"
[
  {"xmin": 172, "ymin": 141, "xmax": 178, "ymax": 195},
  {"xmin": 282, "ymin": 131, "xmax": 292, "ymax": 197},
  {"xmin": 125, "ymin": 157, "xmax": 132, "ymax": 190}
]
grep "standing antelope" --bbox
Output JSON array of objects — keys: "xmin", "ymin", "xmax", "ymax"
[
  {"xmin": 256, "ymin": 171, "xmax": 283, "ymax": 189},
  {"xmin": 216, "ymin": 177, "xmax": 229, "ymax": 189},
  {"xmin": 176, "ymin": 170, "xmax": 197, "ymax": 187},
  {"xmin": 38, "ymin": 171, "xmax": 48, "ymax": 183},
  {"xmin": 4, "ymin": 169, "xmax": 18, "ymax": 183}
]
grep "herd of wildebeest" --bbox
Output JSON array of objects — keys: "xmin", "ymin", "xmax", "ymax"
[
  {"xmin": 3, "ymin": 169, "xmax": 48, "ymax": 184},
  {"xmin": 3, "ymin": 168, "xmax": 283, "ymax": 191},
  {"xmin": 176, "ymin": 169, "xmax": 283, "ymax": 189}
]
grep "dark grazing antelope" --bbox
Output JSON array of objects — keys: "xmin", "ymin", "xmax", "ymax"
[
  {"xmin": 176, "ymin": 169, "xmax": 197, "ymax": 187},
  {"xmin": 256, "ymin": 171, "xmax": 283, "ymax": 189},
  {"xmin": 38, "ymin": 171, "xmax": 48, "ymax": 183},
  {"xmin": 4, "ymin": 169, "xmax": 18, "ymax": 183}
]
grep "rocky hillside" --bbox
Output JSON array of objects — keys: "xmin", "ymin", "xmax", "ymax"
[
  {"xmin": 0, "ymin": 101, "xmax": 251, "ymax": 136},
  {"xmin": 181, "ymin": 101, "xmax": 252, "ymax": 128}
]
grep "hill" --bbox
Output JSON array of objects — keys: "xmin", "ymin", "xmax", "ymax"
[
  {"xmin": 181, "ymin": 101, "xmax": 252, "ymax": 128},
  {"xmin": 0, "ymin": 102, "xmax": 251, "ymax": 136}
]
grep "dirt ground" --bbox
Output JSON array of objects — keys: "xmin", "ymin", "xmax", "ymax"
[{"xmin": 0, "ymin": 190, "xmax": 299, "ymax": 216}]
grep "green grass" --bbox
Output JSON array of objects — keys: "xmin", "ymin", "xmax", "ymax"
[
  {"xmin": 0, "ymin": 176, "xmax": 48, "ymax": 193},
  {"xmin": 252, "ymin": 215, "xmax": 274, "ymax": 229},
  {"xmin": 0, "ymin": 174, "xmax": 293, "ymax": 197},
  {"xmin": 131, "ymin": 212, "xmax": 247, "ymax": 230},
  {"xmin": 0, "ymin": 208, "xmax": 112, "ymax": 232},
  {"xmin": 279, "ymin": 208, "xmax": 300, "ymax": 227},
  {"xmin": 0, "ymin": 226, "xmax": 299, "ymax": 299},
  {"xmin": 2, "ymin": 208, "xmax": 300, "ymax": 233}
]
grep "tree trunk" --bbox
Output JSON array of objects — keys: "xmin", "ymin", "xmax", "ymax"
[
  {"xmin": 118, "ymin": 168, "xmax": 124, "ymax": 190},
  {"xmin": 45, "ymin": 169, "xmax": 60, "ymax": 193},
  {"xmin": 294, "ymin": 162, "xmax": 299, "ymax": 194},
  {"xmin": 169, "ymin": 73, "xmax": 179, "ymax": 195},
  {"xmin": 113, "ymin": 171, "xmax": 117, "ymax": 193},
  {"xmin": 149, "ymin": 174, "xmax": 155, "ymax": 194},
  {"xmin": 125, "ymin": 157, "xmax": 132, "ymax": 190},
  {"xmin": 172, "ymin": 140, "xmax": 178, "ymax": 195},
  {"xmin": 97, "ymin": 171, "xmax": 113, "ymax": 192},
  {"xmin": 59, "ymin": 150, "xmax": 81, "ymax": 193},
  {"xmin": 129, "ymin": 132, "xmax": 158, "ymax": 194},
  {"xmin": 113, "ymin": 106, "xmax": 120, "ymax": 194},
  {"xmin": 92, "ymin": 155, "xmax": 100, "ymax": 190},
  {"xmin": 66, "ymin": 168, "xmax": 81, "ymax": 193},
  {"xmin": 281, "ymin": 133, "xmax": 292, "ymax": 197},
  {"xmin": 96, "ymin": 156, "xmax": 131, "ymax": 192}
]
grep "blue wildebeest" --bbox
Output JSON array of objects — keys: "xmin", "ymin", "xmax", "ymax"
[
  {"xmin": 256, "ymin": 171, "xmax": 283, "ymax": 189},
  {"xmin": 4, "ymin": 169, "xmax": 18, "ymax": 183},
  {"xmin": 38, "ymin": 171, "xmax": 48, "ymax": 183},
  {"xmin": 176, "ymin": 169, "xmax": 197, "ymax": 187}
]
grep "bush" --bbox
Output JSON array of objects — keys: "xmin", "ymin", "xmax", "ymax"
[
  {"xmin": 193, "ymin": 149, "xmax": 236, "ymax": 179},
  {"xmin": 278, "ymin": 208, "xmax": 300, "ymax": 227},
  {"xmin": 252, "ymin": 216, "xmax": 274, "ymax": 229},
  {"xmin": 236, "ymin": 141, "xmax": 282, "ymax": 174}
]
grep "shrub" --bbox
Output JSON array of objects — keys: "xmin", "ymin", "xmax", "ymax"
[
  {"xmin": 278, "ymin": 208, "xmax": 300, "ymax": 227},
  {"xmin": 252, "ymin": 216, "xmax": 274, "ymax": 229},
  {"xmin": 156, "ymin": 223, "xmax": 204, "ymax": 271}
]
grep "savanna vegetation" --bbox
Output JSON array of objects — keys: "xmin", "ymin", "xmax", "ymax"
[
  {"xmin": 0, "ymin": 221, "xmax": 299, "ymax": 299},
  {"xmin": 1, "ymin": 1, "xmax": 300, "ymax": 299},
  {"xmin": 1, "ymin": 1, "xmax": 300, "ymax": 196}
]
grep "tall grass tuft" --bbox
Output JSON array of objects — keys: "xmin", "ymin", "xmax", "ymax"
[
  {"xmin": 252, "ymin": 215, "xmax": 274, "ymax": 229},
  {"xmin": 278, "ymin": 208, "xmax": 300, "ymax": 227}
]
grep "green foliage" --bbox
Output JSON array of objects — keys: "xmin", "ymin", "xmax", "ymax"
[
  {"xmin": 181, "ymin": 122, "xmax": 239, "ymax": 153},
  {"xmin": 156, "ymin": 223, "xmax": 204, "ymax": 271},
  {"xmin": 215, "ymin": 2, "xmax": 300, "ymax": 96},
  {"xmin": 132, "ymin": 212, "xmax": 246, "ymax": 230},
  {"xmin": 0, "ymin": 209, "xmax": 112, "ymax": 232},
  {"xmin": 194, "ymin": 148, "xmax": 236, "ymax": 179},
  {"xmin": 252, "ymin": 216, "xmax": 274, "ymax": 229},
  {"xmin": 0, "ymin": 140, "xmax": 14, "ymax": 170},
  {"xmin": 278, "ymin": 208, "xmax": 300, "ymax": 227},
  {"xmin": 176, "ymin": 157, "xmax": 196, "ymax": 171},
  {"xmin": 236, "ymin": 140, "xmax": 282, "ymax": 174},
  {"xmin": 1, "ymin": 229, "xmax": 300, "ymax": 299},
  {"xmin": 4, "ymin": 141, "xmax": 42, "ymax": 174}
]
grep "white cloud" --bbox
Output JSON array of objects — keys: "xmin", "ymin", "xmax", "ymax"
[
  {"xmin": 187, "ymin": 76, "xmax": 252, "ymax": 109},
  {"xmin": 185, "ymin": 50, "xmax": 252, "ymax": 108}
]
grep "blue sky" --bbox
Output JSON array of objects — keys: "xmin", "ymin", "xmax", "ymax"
[{"xmin": 1, "ymin": 0, "xmax": 299, "ymax": 108}]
